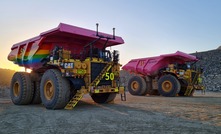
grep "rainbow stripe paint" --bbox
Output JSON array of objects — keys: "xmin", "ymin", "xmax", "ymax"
[{"xmin": 9, "ymin": 44, "xmax": 51, "ymax": 69}]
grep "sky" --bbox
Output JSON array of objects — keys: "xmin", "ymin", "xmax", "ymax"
[{"xmin": 1, "ymin": 0, "xmax": 221, "ymax": 71}]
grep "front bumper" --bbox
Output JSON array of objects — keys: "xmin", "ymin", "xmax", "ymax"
[{"xmin": 90, "ymin": 86, "xmax": 125, "ymax": 94}]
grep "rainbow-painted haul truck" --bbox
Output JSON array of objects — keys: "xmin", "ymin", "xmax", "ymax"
[{"xmin": 8, "ymin": 23, "xmax": 125, "ymax": 110}]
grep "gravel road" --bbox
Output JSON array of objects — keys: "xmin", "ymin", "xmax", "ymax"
[{"xmin": 0, "ymin": 91, "xmax": 221, "ymax": 134}]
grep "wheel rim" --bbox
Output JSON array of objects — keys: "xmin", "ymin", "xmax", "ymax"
[
  {"xmin": 44, "ymin": 80, "xmax": 54, "ymax": 100},
  {"xmin": 131, "ymin": 81, "xmax": 139, "ymax": 91},
  {"xmin": 162, "ymin": 80, "xmax": 173, "ymax": 92},
  {"xmin": 13, "ymin": 82, "xmax": 20, "ymax": 97}
]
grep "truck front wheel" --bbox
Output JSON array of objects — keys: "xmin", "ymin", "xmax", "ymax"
[
  {"xmin": 178, "ymin": 79, "xmax": 195, "ymax": 96},
  {"xmin": 158, "ymin": 75, "xmax": 180, "ymax": 97},
  {"xmin": 91, "ymin": 93, "xmax": 116, "ymax": 103},
  {"xmin": 40, "ymin": 69, "xmax": 70, "ymax": 109},
  {"xmin": 127, "ymin": 76, "xmax": 146, "ymax": 95}
]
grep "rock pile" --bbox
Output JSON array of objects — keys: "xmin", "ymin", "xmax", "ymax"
[{"xmin": 192, "ymin": 48, "xmax": 221, "ymax": 92}]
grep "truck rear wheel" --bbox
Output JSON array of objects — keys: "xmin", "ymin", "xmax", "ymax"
[
  {"xmin": 31, "ymin": 81, "xmax": 41, "ymax": 104},
  {"xmin": 143, "ymin": 77, "xmax": 159, "ymax": 96},
  {"xmin": 40, "ymin": 69, "xmax": 70, "ymax": 109},
  {"xmin": 30, "ymin": 72, "xmax": 42, "ymax": 104},
  {"xmin": 127, "ymin": 76, "xmax": 146, "ymax": 95},
  {"xmin": 10, "ymin": 72, "xmax": 34, "ymax": 105},
  {"xmin": 158, "ymin": 74, "xmax": 180, "ymax": 97},
  {"xmin": 91, "ymin": 93, "xmax": 116, "ymax": 103}
]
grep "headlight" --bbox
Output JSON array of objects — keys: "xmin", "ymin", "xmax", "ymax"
[
  {"xmin": 179, "ymin": 71, "xmax": 184, "ymax": 75},
  {"xmin": 187, "ymin": 64, "xmax": 190, "ymax": 69}
]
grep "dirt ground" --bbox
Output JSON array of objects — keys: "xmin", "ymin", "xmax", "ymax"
[{"xmin": 0, "ymin": 90, "xmax": 221, "ymax": 134}]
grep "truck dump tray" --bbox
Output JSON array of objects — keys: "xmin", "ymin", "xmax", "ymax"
[
  {"xmin": 122, "ymin": 51, "xmax": 198, "ymax": 76},
  {"xmin": 8, "ymin": 23, "xmax": 124, "ymax": 69}
]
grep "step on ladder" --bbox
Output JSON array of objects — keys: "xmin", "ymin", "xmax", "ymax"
[
  {"xmin": 184, "ymin": 85, "xmax": 194, "ymax": 96},
  {"xmin": 65, "ymin": 90, "xmax": 84, "ymax": 110},
  {"xmin": 121, "ymin": 92, "xmax": 126, "ymax": 101}
]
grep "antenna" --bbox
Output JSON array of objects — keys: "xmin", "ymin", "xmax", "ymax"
[
  {"xmin": 96, "ymin": 23, "xmax": 99, "ymax": 36},
  {"xmin": 95, "ymin": 23, "xmax": 115, "ymax": 40},
  {"xmin": 113, "ymin": 28, "xmax": 115, "ymax": 40}
]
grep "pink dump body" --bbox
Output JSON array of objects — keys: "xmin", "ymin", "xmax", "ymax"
[
  {"xmin": 8, "ymin": 23, "xmax": 124, "ymax": 69},
  {"xmin": 122, "ymin": 51, "xmax": 198, "ymax": 76}
]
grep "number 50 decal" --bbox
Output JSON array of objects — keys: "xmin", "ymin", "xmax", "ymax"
[{"xmin": 105, "ymin": 72, "xmax": 115, "ymax": 80}]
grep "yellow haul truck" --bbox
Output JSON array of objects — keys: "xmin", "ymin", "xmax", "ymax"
[{"xmin": 8, "ymin": 23, "xmax": 126, "ymax": 109}]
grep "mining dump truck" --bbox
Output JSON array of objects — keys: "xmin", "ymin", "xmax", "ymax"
[
  {"xmin": 8, "ymin": 23, "xmax": 125, "ymax": 109},
  {"xmin": 122, "ymin": 51, "xmax": 204, "ymax": 97}
]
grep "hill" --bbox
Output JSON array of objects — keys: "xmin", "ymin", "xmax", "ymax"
[{"xmin": 0, "ymin": 68, "xmax": 15, "ymax": 87}]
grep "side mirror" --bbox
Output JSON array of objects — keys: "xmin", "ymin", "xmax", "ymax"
[{"xmin": 113, "ymin": 50, "xmax": 119, "ymax": 63}]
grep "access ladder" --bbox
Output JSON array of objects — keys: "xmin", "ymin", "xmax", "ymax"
[
  {"xmin": 65, "ymin": 62, "xmax": 114, "ymax": 110},
  {"xmin": 65, "ymin": 90, "xmax": 85, "ymax": 110},
  {"xmin": 184, "ymin": 73, "xmax": 199, "ymax": 96}
]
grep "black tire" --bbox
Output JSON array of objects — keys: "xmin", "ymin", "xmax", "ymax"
[
  {"xmin": 30, "ymin": 72, "xmax": 42, "ymax": 104},
  {"xmin": 178, "ymin": 80, "xmax": 195, "ymax": 97},
  {"xmin": 142, "ymin": 77, "xmax": 151, "ymax": 95},
  {"xmin": 40, "ymin": 69, "xmax": 70, "ymax": 109},
  {"xmin": 178, "ymin": 79, "xmax": 188, "ymax": 96},
  {"xmin": 158, "ymin": 74, "xmax": 180, "ymax": 97},
  {"xmin": 143, "ymin": 77, "xmax": 159, "ymax": 96},
  {"xmin": 31, "ymin": 81, "xmax": 42, "ymax": 104},
  {"xmin": 91, "ymin": 93, "xmax": 116, "ymax": 103},
  {"xmin": 10, "ymin": 72, "xmax": 34, "ymax": 105},
  {"xmin": 127, "ymin": 76, "xmax": 146, "ymax": 96},
  {"xmin": 69, "ymin": 83, "xmax": 77, "ymax": 100}
]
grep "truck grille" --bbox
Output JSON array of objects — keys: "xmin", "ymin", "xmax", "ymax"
[{"xmin": 91, "ymin": 63, "xmax": 112, "ymax": 86}]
